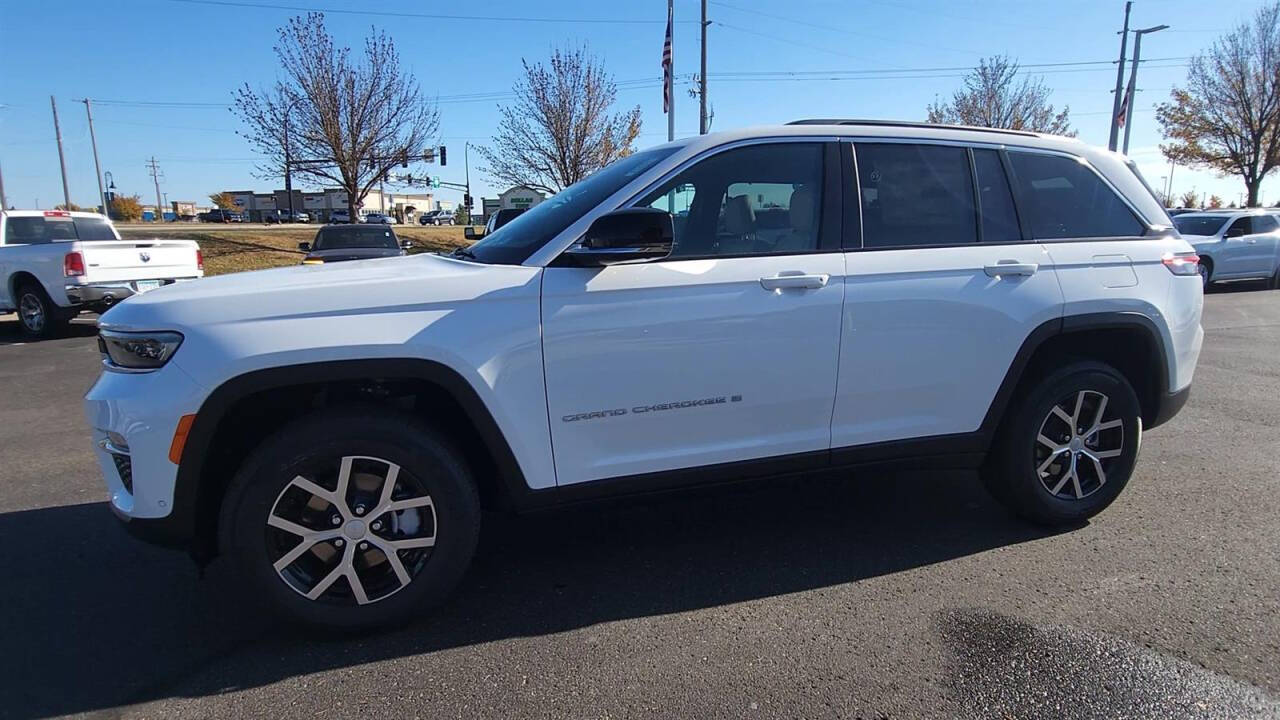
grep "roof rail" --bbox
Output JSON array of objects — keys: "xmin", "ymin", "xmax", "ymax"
[{"xmin": 786, "ymin": 118, "xmax": 1040, "ymax": 138}]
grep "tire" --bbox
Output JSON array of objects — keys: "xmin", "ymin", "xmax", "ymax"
[
  {"xmin": 983, "ymin": 361, "xmax": 1142, "ymax": 526},
  {"xmin": 16, "ymin": 283, "xmax": 72, "ymax": 339},
  {"xmin": 1198, "ymin": 260, "xmax": 1213, "ymax": 290},
  {"xmin": 1269, "ymin": 264, "xmax": 1280, "ymax": 290},
  {"xmin": 220, "ymin": 406, "xmax": 481, "ymax": 630}
]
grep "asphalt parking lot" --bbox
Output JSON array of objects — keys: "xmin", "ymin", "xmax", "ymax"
[{"xmin": 1, "ymin": 285, "xmax": 1278, "ymax": 719}]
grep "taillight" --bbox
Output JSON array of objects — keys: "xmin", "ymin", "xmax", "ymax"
[
  {"xmin": 196, "ymin": 249, "xmax": 204, "ymax": 271},
  {"xmin": 64, "ymin": 251, "xmax": 86, "ymax": 277},
  {"xmin": 1162, "ymin": 252, "xmax": 1200, "ymax": 276}
]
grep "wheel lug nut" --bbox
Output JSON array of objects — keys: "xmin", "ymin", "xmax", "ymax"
[
  {"xmin": 359, "ymin": 541, "xmax": 369, "ymax": 551},
  {"xmin": 371, "ymin": 521, "xmax": 382, "ymax": 531},
  {"xmin": 334, "ymin": 538, "xmax": 344, "ymax": 547},
  {"xmin": 355, "ymin": 505, "xmax": 366, "ymax": 516},
  {"xmin": 331, "ymin": 515, "xmax": 341, "ymax": 526}
]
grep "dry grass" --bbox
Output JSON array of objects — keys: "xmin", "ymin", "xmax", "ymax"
[{"xmin": 117, "ymin": 225, "xmax": 471, "ymax": 276}]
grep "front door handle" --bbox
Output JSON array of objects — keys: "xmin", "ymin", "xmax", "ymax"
[
  {"xmin": 760, "ymin": 272, "xmax": 829, "ymax": 290},
  {"xmin": 1247, "ymin": 237, "xmax": 1259, "ymax": 244},
  {"xmin": 984, "ymin": 260, "xmax": 1039, "ymax": 278}
]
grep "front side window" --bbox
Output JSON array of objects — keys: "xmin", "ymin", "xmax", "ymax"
[
  {"xmin": 1227, "ymin": 217, "xmax": 1253, "ymax": 236},
  {"xmin": 1173, "ymin": 215, "xmax": 1230, "ymax": 237},
  {"xmin": 856, "ymin": 143, "xmax": 977, "ymax": 248},
  {"xmin": 1009, "ymin": 152, "xmax": 1144, "ymax": 239},
  {"xmin": 639, "ymin": 142, "xmax": 825, "ymax": 258}
]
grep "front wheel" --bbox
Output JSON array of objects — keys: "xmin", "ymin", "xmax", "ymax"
[
  {"xmin": 984, "ymin": 361, "xmax": 1141, "ymax": 525},
  {"xmin": 221, "ymin": 407, "xmax": 481, "ymax": 629}
]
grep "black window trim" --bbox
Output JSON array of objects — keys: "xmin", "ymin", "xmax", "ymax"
[{"xmin": 614, "ymin": 136, "xmax": 845, "ymax": 262}]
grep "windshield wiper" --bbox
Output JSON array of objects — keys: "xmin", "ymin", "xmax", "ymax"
[{"xmin": 450, "ymin": 247, "xmax": 478, "ymax": 261}]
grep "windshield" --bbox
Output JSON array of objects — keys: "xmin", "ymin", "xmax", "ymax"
[
  {"xmin": 465, "ymin": 146, "xmax": 680, "ymax": 264},
  {"xmin": 1173, "ymin": 215, "xmax": 1230, "ymax": 236},
  {"xmin": 313, "ymin": 225, "xmax": 398, "ymax": 250}
]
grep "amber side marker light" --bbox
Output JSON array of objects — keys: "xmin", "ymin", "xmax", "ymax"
[{"xmin": 169, "ymin": 414, "xmax": 197, "ymax": 464}]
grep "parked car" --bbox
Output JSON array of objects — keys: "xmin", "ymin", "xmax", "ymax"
[
  {"xmin": 463, "ymin": 207, "xmax": 525, "ymax": 240},
  {"xmin": 0, "ymin": 210, "xmax": 203, "ymax": 337},
  {"xmin": 1172, "ymin": 210, "xmax": 1280, "ymax": 289},
  {"xmin": 329, "ymin": 209, "xmax": 354, "ymax": 224},
  {"xmin": 297, "ymin": 223, "xmax": 410, "ymax": 264},
  {"xmin": 361, "ymin": 212, "xmax": 398, "ymax": 225},
  {"xmin": 86, "ymin": 120, "xmax": 1202, "ymax": 629},
  {"xmin": 200, "ymin": 208, "xmax": 243, "ymax": 223},
  {"xmin": 264, "ymin": 210, "xmax": 311, "ymax": 224},
  {"xmin": 419, "ymin": 210, "xmax": 454, "ymax": 226}
]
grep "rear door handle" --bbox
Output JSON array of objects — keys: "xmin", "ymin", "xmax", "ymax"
[
  {"xmin": 760, "ymin": 272, "xmax": 829, "ymax": 290},
  {"xmin": 984, "ymin": 260, "xmax": 1039, "ymax": 278}
]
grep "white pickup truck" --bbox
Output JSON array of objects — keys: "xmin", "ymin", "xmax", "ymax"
[{"xmin": 0, "ymin": 210, "xmax": 203, "ymax": 337}]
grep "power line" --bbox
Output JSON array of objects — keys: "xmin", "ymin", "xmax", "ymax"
[
  {"xmin": 166, "ymin": 0, "xmax": 698, "ymax": 24},
  {"xmin": 715, "ymin": 22, "xmax": 890, "ymax": 66}
]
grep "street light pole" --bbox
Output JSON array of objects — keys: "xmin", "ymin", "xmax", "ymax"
[
  {"xmin": 464, "ymin": 142, "xmax": 472, "ymax": 223},
  {"xmin": 83, "ymin": 99, "xmax": 109, "ymax": 216},
  {"xmin": 1122, "ymin": 24, "xmax": 1169, "ymax": 155},
  {"xmin": 283, "ymin": 95, "xmax": 301, "ymax": 221}
]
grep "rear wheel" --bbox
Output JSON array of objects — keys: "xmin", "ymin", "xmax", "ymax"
[
  {"xmin": 221, "ymin": 407, "xmax": 481, "ymax": 629},
  {"xmin": 16, "ymin": 283, "xmax": 72, "ymax": 339},
  {"xmin": 984, "ymin": 361, "xmax": 1141, "ymax": 525},
  {"xmin": 1198, "ymin": 260, "xmax": 1212, "ymax": 290},
  {"xmin": 1269, "ymin": 264, "xmax": 1279, "ymax": 290}
]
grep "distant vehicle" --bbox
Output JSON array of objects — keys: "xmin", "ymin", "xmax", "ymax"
[
  {"xmin": 1173, "ymin": 210, "xmax": 1280, "ymax": 289},
  {"xmin": 0, "ymin": 210, "xmax": 203, "ymax": 337},
  {"xmin": 329, "ymin": 209, "xmax": 354, "ymax": 224},
  {"xmin": 264, "ymin": 210, "xmax": 311, "ymax": 224},
  {"xmin": 297, "ymin": 223, "xmax": 410, "ymax": 264},
  {"xmin": 201, "ymin": 209, "xmax": 243, "ymax": 223},
  {"xmin": 363, "ymin": 212, "xmax": 398, "ymax": 225},
  {"xmin": 419, "ymin": 210, "xmax": 455, "ymax": 226},
  {"xmin": 463, "ymin": 207, "xmax": 525, "ymax": 240},
  {"xmin": 1166, "ymin": 208, "xmax": 1197, "ymax": 217}
]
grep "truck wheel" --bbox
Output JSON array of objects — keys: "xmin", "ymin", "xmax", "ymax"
[
  {"xmin": 16, "ymin": 283, "xmax": 71, "ymax": 339},
  {"xmin": 221, "ymin": 407, "xmax": 481, "ymax": 629},
  {"xmin": 984, "ymin": 361, "xmax": 1141, "ymax": 526}
]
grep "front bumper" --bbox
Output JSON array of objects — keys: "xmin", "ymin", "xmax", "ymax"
[{"xmin": 84, "ymin": 358, "xmax": 208, "ymax": 545}]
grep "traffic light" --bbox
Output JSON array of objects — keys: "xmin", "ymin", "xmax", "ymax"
[
  {"xmin": 439, "ymin": 146, "xmax": 447, "ymax": 166},
  {"xmin": 464, "ymin": 193, "xmax": 473, "ymax": 209},
  {"xmin": 432, "ymin": 177, "xmax": 441, "ymax": 189}
]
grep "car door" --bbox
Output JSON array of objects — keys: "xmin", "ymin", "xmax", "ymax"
[
  {"xmin": 1218, "ymin": 216, "xmax": 1257, "ymax": 277},
  {"xmin": 1243, "ymin": 214, "xmax": 1280, "ymax": 277},
  {"xmin": 540, "ymin": 140, "xmax": 846, "ymax": 486},
  {"xmin": 831, "ymin": 143, "xmax": 1064, "ymax": 452}
]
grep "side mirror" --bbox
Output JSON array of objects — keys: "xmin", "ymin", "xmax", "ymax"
[
  {"xmin": 399, "ymin": 239, "xmax": 413, "ymax": 249},
  {"xmin": 559, "ymin": 208, "xmax": 674, "ymax": 267},
  {"xmin": 298, "ymin": 242, "xmax": 311, "ymax": 252},
  {"xmin": 464, "ymin": 226, "xmax": 484, "ymax": 240},
  {"xmin": 1226, "ymin": 226, "xmax": 1246, "ymax": 238}
]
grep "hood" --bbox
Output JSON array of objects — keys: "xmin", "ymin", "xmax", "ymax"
[
  {"xmin": 304, "ymin": 247, "xmax": 404, "ymax": 263},
  {"xmin": 99, "ymin": 252, "xmax": 538, "ymax": 331}
]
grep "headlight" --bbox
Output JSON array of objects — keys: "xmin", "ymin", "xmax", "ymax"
[{"xmin": 98, "ymin": 330, "xmax": 184, "ymax": 371}]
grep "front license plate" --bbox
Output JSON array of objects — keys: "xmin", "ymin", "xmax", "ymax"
[{"xmin": 135, "ymin": 280, "xmax": 163, "ymax": 293}]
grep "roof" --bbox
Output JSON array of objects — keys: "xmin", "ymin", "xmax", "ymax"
[
  {"xmin": 787, "ymin": 118, "xmax": 1040, "ymax": 138},
  {"xmin": 0, "ymin": 209, "xmax": 109, "ymax": 219}
]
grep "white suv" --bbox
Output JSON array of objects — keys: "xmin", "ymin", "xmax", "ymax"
[{"xmin": 85, "ymin": 121, "xmax": 1203, "ymax": 628}]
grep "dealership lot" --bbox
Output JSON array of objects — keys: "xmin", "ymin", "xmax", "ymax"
[{"xmin": 0, "ymin": 286, "xmax": 1278, "ymax": 719}]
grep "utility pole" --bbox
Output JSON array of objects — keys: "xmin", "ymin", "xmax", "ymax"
[
  {"xmin": 699, "ymin": 0, "xmax": 708, "ymax": 135},
  {"xmin": 1122, "ymin": 25, "xmax": 1169, "ymax": 155},
  {"xmin": 1108, "ymin": 1, "xmax": 1133, "ymax": 152},
  {"xmin": 0, "ymin": 158, "xmax": 7, "ymax": 210},
  {"xmin": 82, "ymin": 99, "xmax": 109, "ymax": 216},
  {"xmin": 1165, "ymin": 162, "xmax": 1175, "ymax": 206},
  {"xmin": 50, "ymin": 96, "xmax": 72, "ymax": 209},
  {"xmin": 146, "ymin": 157, "xmax": 164, "ymax": 222},
  {"xmin": 464, "ymin": 142, "xmax": 472, "ymax": 223}
]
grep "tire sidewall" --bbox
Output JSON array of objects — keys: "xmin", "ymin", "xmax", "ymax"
[
  {"xmin": 17, "ymin": 285, "xmax": 54, "ymax": 337},
  {"xmin": 998, "ymin": 362, "xmax": 1142, "ymax": 525},
  {"xmin": 222, "ymin": 409, "xmax": 480, "ymax": 629}
]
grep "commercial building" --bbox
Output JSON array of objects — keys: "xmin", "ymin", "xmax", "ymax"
[{"xmin": 222, "ymin": 188, "xmax": 439, "ymax": 222}]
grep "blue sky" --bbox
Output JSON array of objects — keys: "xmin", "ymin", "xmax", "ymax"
[{"xmin": 0, "ymin": 0, "xmax": 1269, "ymax": 210}]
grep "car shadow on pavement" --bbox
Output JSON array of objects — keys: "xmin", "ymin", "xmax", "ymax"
[
  {"xmin": 0, "ymin": 470, "xmax": 1065, "ymax": 718},
  {"xmin": 0, "ymin": 316, "xmax": 99, "ymax": 347}
]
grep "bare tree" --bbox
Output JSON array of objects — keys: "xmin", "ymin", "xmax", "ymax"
[
  {"xmin": 1157, "ymin": 3, "xmax": 1280, "ymax": 207},
  {"xmin": 232, "ymin": 13, "xmax": 439, "ymax": 218},
  {"xmin": 927, "ymin": 55, "xmax": 1074, "ymax": 135},
  {"xmin": 479, "ymin": 45, "xmax": 641, "ymax": 194}
]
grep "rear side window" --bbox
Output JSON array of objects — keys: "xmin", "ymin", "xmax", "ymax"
[
  {"xmin": 1254, "ymin": 215, "xmax": 1278, "ymax": 232},
  {"xmin": 72, "ymin": 217, "xmax": 117, "ymax": 241},
  {"xmin": 972, "ymin": 149, "xmax": 1021, "ymax": 243},
  {"xmin": 1009, "ymin": 152, "xmax": 1144, "ymax": 239},
  {"xmin": 2, "ymin": 216, "xmax": 78, "ymax": 244},
  {"xmin": 856, "ymin": 143, "xmax": 976, "ymax": 248}
]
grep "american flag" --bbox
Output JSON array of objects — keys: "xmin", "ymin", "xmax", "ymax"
[
  {"xmin": 662, "ymin": 4, "xmax": 673, "ymax": 114},
  {"xmin": 1117, "ymin": 79, "xmax": 1133, "ymax": 128}
]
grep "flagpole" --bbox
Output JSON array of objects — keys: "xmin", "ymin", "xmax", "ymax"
[{"xmin": 667, "ymin": 0, "xmax": 675, "ymax": 143}]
